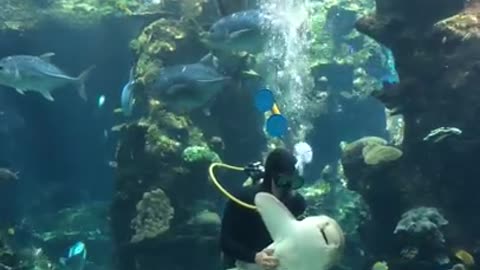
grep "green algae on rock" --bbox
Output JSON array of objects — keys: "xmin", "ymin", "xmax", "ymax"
[
  {"xmin": 182, "ymin": 145, "xmax": 221, "ymax": 163},
  {"xmin": 130, "ymin": 19, "xmax": 187, "ymax": 88}
]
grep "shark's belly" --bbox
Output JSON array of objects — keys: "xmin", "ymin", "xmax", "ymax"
[{"xmin": 270, "ymin": 240, "xmax": 329, "ymax": 270}]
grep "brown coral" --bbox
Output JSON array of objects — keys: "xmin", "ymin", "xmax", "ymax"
[
  {"xmin": 362, "ymin": 144, "xmax": 403, "ymax": 165},
  {"xmin": 130, "ymin": 188, "xmax": 174, "ymax": 243}
]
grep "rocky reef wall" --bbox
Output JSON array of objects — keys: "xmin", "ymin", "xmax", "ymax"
[{"xmin": 342, "ymin": 0, "xmax": 480, "ymax": 268}]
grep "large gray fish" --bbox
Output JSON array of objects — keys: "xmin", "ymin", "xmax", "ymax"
[
  {"xmin": 202, "ymin": 9, "xmax": 268, "ymax": 54},
  {"xmin": 150, "ymin": 54, "xmax": 231, "ymax": 114},
  {"xmin": 0, "ymin": 53, "xmax": 94, "ymax": 102}
]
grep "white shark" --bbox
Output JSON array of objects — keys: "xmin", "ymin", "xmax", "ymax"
[{"xmin": 230, "ymin": 192, "xmax": 345, "ymax": 270}]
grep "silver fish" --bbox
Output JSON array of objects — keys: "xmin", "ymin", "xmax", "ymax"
[
  {"xmin": 0, "ymin": 53, "xmax": 94, "ymax": 101},
  {"xmin": 121, "ymin": 66, "xmax": 136, "ymax": 117},
  {"xmin": 202, "ymin": 10, "xmax": 267, "ymax": 54},
  {"xmin": 150, "ymin": 54, "xmax": 230, "ymax": 114}
]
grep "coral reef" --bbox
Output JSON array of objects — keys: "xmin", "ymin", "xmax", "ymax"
[
  {"xmin": 26, "ymin": 202, "xmax": 110, "ymax": 244},
  {"xmin": 362, "ymin": 143, "xmax": 402, "ymax": 165},
  {"xmin": 305, "ymin": 0, "xmax": 392, "ymax": 179},
  {"xmin": 340, "ymin": 0, "xmax": 480, "ymax": 268},
  {"xmin": 394, "ymin": 207, "xmax": 449, "ymax": 261},
  {"xmin": 309, "ymin": 0, "xmax": 387, "ymax": 99},
  {"xmin": 111, "ymin": 99, "xmax": 224, "ymax": 270},
  {"xmin": 130, "ymin": 188, "xmax": 174, "ymax": 243},
  {"xmin": 129, "ymin": 19, "xmax": 191, "ymax": 89},
  {"xmin": 0, "ymin": 0, "xmax": 166, "ymax": 32},
  {"xmin": 182, "ymin": 145, "xmax": 221, "ymax": 163},
  {"xmin": 0, "ymin": 237, "xmax": 23, "ymax": 270}
]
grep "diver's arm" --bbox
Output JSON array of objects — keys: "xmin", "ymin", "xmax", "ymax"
[{"xmin": 220, "ymin": 201, "xmax": 257, "ymax": 262}]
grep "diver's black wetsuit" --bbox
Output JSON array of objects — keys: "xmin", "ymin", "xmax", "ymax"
[{"xmin": 219, "ymin": 185, "xmax": 306, "ymax": 267}]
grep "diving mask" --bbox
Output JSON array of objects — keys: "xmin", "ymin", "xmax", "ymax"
[{"xmin": 274, "ymin": 173, "xmax": 304, "ymax": 190}]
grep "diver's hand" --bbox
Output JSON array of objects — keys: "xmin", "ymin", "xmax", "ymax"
[
  {"xmin": 255, "ymin": 249, "xmax": 278, "ymax": 270},
  {"xmin": 244, "ymin": 161, "xmax": 265, "ymax": 181}
]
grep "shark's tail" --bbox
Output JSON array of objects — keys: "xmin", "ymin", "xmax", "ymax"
[{"xmin": 75, "ymin": 65, "xmax": 96, "ymax": 101}]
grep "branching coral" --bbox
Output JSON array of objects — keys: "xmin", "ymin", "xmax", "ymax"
[{"xmin": 130, "ymin": 188, "xmax": 174, "ymax": 243}]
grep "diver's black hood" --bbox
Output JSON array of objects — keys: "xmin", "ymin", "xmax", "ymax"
[{"xmin": 261, "ymin": 148, "xmax": 297, "ymax": 191}]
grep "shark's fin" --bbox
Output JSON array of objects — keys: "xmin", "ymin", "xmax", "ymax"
[
  {"xmin": 39, "ymin": 52, "xmax": 55, "ymax": 62},
  {"xmin": 199, "ymin": 53, "xmax": 219, "ymax": 69},
  {"xmin": 75, "ymin": 65, "xmax": 96, "ymax": 101},
  {"xmin": 40, "ymin": 91, "xmax": 55, "ymax": 101},
  {"xmin": 229, "ymin": 28, "xmax": 254, "ymax": 39},
  {"xmin": 254, "ymin": 192, "xmax": 296, "ymax": 242},
  {"xmin": 15, "ymin": 88, "xmax": 26, "ymax": 95}
]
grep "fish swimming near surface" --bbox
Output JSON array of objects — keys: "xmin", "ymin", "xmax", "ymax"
[
  {"xmin": 59, "ymin": 241, "xmax": 87, "ymax": 270},
  {"xmin": 149, "ymin": 54, "xmax": 231, "ymax": 114},
  {"xmin": 0, "ymin": 53, "xmax": 94, "ymax": 102},
  {"xmin": 202, "ymin": 9, "xmax": 268, "ymax": 54},
  {"xmin": 229, "ymin": 192, "xmax": 345, "ymax": 270}
]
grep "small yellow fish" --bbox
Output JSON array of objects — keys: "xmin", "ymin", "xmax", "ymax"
[{"xmin": 455, "ymin": 249, "xmax": 475, "ymax": 267}]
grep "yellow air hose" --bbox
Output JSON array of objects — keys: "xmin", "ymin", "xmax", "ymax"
[{"xmin": 208, "ymin": 162, "xmax": 257, "ymax": 210}]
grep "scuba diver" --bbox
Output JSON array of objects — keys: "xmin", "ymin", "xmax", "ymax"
[{"xmin": 219, "ymin": 148, "xmax": 307, "ymax": 270}]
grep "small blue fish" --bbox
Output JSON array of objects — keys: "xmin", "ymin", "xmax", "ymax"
[
  {"xmin": 121, "ymin": 67, "xmax": 136, "ymax": 117},
  {"xmin": 59, "ymin": 241, "xmax": 87, "ymax": 270}
]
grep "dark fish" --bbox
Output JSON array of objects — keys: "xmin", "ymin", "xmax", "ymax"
[
  {"xmin": 150, "ymin": 54, "xmax": 230, "ymax": 114},
  {"xmin": 202, "ymin": 10, "xmax": 267, "ymax": 54},
  {"xmin": 0, "ymin": 53, "xmax": 94, "ymax": 101}
]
